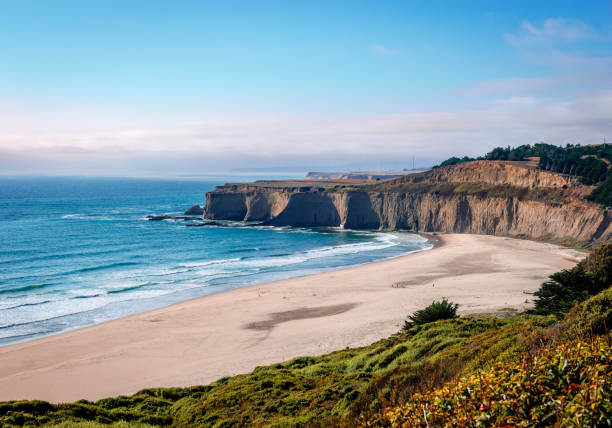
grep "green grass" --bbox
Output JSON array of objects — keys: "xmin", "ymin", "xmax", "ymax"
[
  {"xmin": 365, "ymin": 181, "xmax": 568, "ymax": 205},
  {"xmin": 366, "ymin": 289, "xmax": 612, "ymax": 428},
  {"xmin": 0, "ymin": 316, "xmax": 554, "ymax": 427},
  {"xmin": 568, "ymin": 288, "xmax": 612, "ymax": 337}
]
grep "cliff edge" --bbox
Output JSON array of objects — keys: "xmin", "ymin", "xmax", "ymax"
[{"xmin": 204, "ymin": 161, "xmax": 612, "ymax": 243}]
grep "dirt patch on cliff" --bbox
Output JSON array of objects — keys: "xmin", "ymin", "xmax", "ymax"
[{"xmin": 244, "ymin": 303, "xmax": 359, "ymax": 332}]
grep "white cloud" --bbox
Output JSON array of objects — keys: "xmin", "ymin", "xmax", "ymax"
[
  {"xmin": 458, "ymin": 18, "xmax": 612, "ymax": 100},
  {"xmin": 493, "ymin": 96, "xmax": 538, "ymax": 106},
  {"xmin": 2, "ymin": 91, "xmax": 612, "ymax": 175},
  {"xmin": 457, "ymin": 76, "xmax": 572, "ymax": 96},
  {"xmin": 505, "ymin": 18, "xmax": 595, "ymax": 47}
]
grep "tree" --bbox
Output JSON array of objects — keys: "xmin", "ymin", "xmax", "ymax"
[{"xmin": 404, "ymin": 298, "xmax": 459, "ymax": 328}]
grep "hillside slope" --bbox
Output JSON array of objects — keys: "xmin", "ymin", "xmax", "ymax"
[{"xmin": 1, "ymin": 243, "xmax": 610, "ymax": 427}]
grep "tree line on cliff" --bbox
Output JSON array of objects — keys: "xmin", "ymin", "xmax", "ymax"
[{"xmin": 434, "ymin": 143, "xmax": 612, "ymax": 205}]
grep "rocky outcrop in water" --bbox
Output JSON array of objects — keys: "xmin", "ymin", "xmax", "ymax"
[
  {"xmin": 146, "ymin": 215, "xmax": 201, "ymax": 221},
  {"xmin": 184, "ymin": 205, "xmax": 205, "ymax": 215},
  {"xmin": 204, "ymin": 162, "xmax": 612, "ymax": 242}
]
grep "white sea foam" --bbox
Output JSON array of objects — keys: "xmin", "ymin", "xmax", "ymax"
[
  {"xmin": 0, "ymin": 288, "xmax": 173, "ymax": 332},
  {"xmin": 61, "ymin": 214, "xmax": 116, "ymax": 221},
  {"xmin": 210, "ymin": 232, "xmax": 404, "ymax": 270},
  {"xmin": 61, "ymin": 213, "xmax": 83, "ymax": 219},
  {"xmin": 1, "ymin": 228, "xmax": 431, "ymax": 344},
  {"xmin": 179, "ymin": 258, "xmax": 242, "ymax": 268}
]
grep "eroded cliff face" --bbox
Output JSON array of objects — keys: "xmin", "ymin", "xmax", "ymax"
[
  {"xmin": 395, "ymin": 161, "xmax": 578, "ymax": 188},
  {"xmin": 204, "ymin": 162, "xmax": 611, "ymax": 242}
]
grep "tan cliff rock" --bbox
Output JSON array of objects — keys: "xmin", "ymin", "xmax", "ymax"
[
  {"xmin": 396, "ymin": 160, "xmax": 578, "ymax": 188},
  {"xmin": 204, "ymin": 162, "xmax": 611, "ymax": 242}
]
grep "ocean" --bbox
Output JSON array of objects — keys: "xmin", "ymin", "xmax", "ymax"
[{"xmin": 0, "ymin": 176, "xmax": 431, "ymax": 346}]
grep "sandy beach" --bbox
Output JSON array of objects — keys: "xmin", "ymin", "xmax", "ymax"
[{"xmin": 0, "ymin": 234, "xmax": 585, "ymax": 403}]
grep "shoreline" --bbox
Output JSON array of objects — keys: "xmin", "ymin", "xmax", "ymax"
[
  {"xmin": 0, "ymin": 234, "xmax": 585, "ymax": 403},
  {"xmin": 0, "ymin": 231, "xmax": 434, "ymax": 348}
]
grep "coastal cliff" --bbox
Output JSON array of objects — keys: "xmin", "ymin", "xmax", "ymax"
[
  {"xmin": 205, "ymin": 161, "xmax": 612, "ymax": 242},
  {"xmin": 395, "ymin": 160, "xmax": 578, "ymax": 188}
]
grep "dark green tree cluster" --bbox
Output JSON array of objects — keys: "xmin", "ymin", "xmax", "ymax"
[
  {"xmin": 586, "ymin": 173, "xmax": 612, "ymax": 206},
  {"xmin": 433, "ymin": 144, "xmax": 551, "ymax": 168},
  {"xmin": 404, "ymin": 298, "xmax": 459, "ymax": 328},
  {"xmin": 434, "ymin": 142, "xmax": 612, "ymax": 204},
  {"xmin": 436, "ymin": 156, "xmax": 476, "ymax": 168},
  {"xmin": 484, "ymin": 144, "xmax": 533, "ymax": 161},
  {"xmin": 531, "ymin": 244, "xmax": 612, "ymax": 317},
  {"xmin": 539, "ymin": 150, "xmax": 609, "ymax": 184}
]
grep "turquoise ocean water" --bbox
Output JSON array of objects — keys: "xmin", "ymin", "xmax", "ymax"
[{"xmin": 0, "ymin": 177, "xmax": 431, "ymax": 345}]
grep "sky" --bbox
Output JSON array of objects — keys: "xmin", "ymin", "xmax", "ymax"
[{"xmin": 1, "ymin": 1, "xmax": 612, "ymax": 176}]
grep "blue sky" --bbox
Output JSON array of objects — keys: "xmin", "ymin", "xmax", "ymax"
[{"xmin": 1, "ymin": 1, "xmax": 611, "ymax": 175}]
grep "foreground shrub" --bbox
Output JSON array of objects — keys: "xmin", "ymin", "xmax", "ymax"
[
  {"xmin": 369, "ymin": 335, "xmax": 612, "ymax": 427},
  {"xmin": 570, "ymin": 288, "xmax": 612, "ymax": 336},
  {"xmin": 404, "ymin": 299, "xmax": 459, "ymax": 329}
]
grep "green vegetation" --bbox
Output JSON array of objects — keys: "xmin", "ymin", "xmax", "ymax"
[
  {"xmin": 1, "ymin": 246, "xmax": 610, "ymax": 427},
  {"xmin": 434, "ymin": 142, "xmax": 612, "ymax": 205},
  {"xmin": 404, "ymin": 298, "xmax": 458, "ymax": 328},
  {"xmin": 368, "ymin": 246, "xmax": 611, "ymax": 427},
  {"xmin": 536, "ymin": 143, "xmax": 611, "ymax": 185},
  {"xmin": 369, "ymin": 335, "xmax": 611, "ymax": 427},
  {"xmin": 436, "ymin": 156, "xmax": 476, "ymax": 168},
  {"xmin": 569, "ymin": 288, "xmax": 612, "ymax": 337},
  {"xmin": 586, "ymin": 174, "xmax": 612, "ymax": 206},
  {"xmin": 376, "ymin": 181, "xmax": 567, "ymax": 205},
  {"xmin": 0, "ymin": 317, "xmax": 554, "ymax": 427},
  {"xmin": 431, "ymin": 143, "xmax": 542, "ymax": 168},
  {"xmin": 532, "ymin": 244, "xmax": 612, "ymax": 317}
]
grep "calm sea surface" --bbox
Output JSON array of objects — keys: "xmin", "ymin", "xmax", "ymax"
[{"xmin": 0, "ymin": 176, "xmax": 431, "ymax": 345}]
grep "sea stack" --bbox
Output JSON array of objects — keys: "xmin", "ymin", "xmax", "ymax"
[{"xmin": 184, "ymin": 205, "xmax": 205, "ymax": 215}]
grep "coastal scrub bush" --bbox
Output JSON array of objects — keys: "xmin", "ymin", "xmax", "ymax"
[
  {"xmin": 432, "ymin": 156, "xmax": 476, "ymax": 168},
  {"xmin": 583, "ymin": 242, "xmax": 612, "ymax": 286},
  {"xmin": 587, "ymin": 173, "xmax": 612, "ymax": 206},
  {"xmin": 368, "ymin": 335, "xmax": 612, "ymax": 427},
  {"xmin": 0, "ymin": 316, "xmax": 543, "ymax": 427},
  {"xmin": 532, "ymin": 244, "xmax": 612, "ymax": 317},
  {"xmin": 404, "ymin": 299, "xmax": 459, "ymax": 329},
  {"xmin": 569, "ymin": 288, "xmax": 612, "ymax": 336}
]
